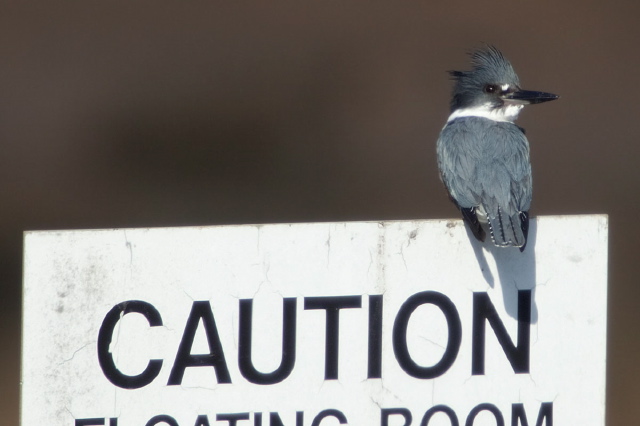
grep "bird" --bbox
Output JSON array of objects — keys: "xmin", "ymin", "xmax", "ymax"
[{"xmin": 436, "ymin": 46, "xmax": 558, "ymax": 252}]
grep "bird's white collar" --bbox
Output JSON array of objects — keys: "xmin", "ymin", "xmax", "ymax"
[{"xmin": 447, "ymin": 103, "xmax": 524, "ymax": 123}]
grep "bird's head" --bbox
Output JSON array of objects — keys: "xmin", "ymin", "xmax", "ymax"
[{"xmin": 448, "ymin": 46, "xmax": 558, "ymax": 122}]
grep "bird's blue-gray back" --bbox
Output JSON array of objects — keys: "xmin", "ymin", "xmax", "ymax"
[{"xmin": 437, "ymin": 117, "xmax": 532, "ymax": 245}]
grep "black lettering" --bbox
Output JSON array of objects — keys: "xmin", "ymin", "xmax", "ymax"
[
  {"xmin": 311, "ymin": 409, "xmax": 347, "ymax": 426},
  {"xmin": 217, "ymin": 413, "xmax": 250, "ymax": 426},
  {"xmin": 304, "ymin": 296, "xmax": 362, "ymax": 380},
  {"xmin": 381, "ymin": 408, "xmax": 412, "ymax": 426},
  {"xmin": 255, "ymin": 412, "xmax": 304, "ymax": 426},
  {"xmin": 393, "ymin": 291, "xmax": 462, "ymax": 378},
  {"xmin": 167, "ymin": 301, "xmax": 231, "ymax": 385},
  {"xmin": 97, "ymin": 300, "xmax": 163, "ymax": 389},
  {"xmin": 466, "ymin": 404, "xmax": 504, "ymax": 426},
  {"xmin": 368, "ymin": 295, "xmax": 384, "ymax": 379},
  {"xmin": 511, "ymin": 402, "xmax": 553, "ymax": 426},
  {"xmin": 421, "ymin": 405, "xmax": 459, "ymax": 426},
  {"xmin": 194, "ymin": 414, "xmax": 211, "ymax": 426},
  {"xmin": 472, "ymin": 291, "xmax": 531, "ymax": 375},
  {"xmin": 145, "ymin": 415, "xmax": 179, "ymax": 426},
  {"xmin": 110, "ymin": 419, "xmax": 118, "ymax": 426},
  {"xmin": 269, "ymin": 412, "xmax": 304, "ymax": 426},
  {"xmin": 76, "ymin": 419, "xmax": 104, "ymax": 426},
  {"xmin": 239, "ymin": 298, "xmax": 297, "ymax": 384}
]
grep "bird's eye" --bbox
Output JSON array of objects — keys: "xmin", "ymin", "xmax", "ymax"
[{"xmin": 484, "ymin": 84, "xmax": 498, "ymax": 94}]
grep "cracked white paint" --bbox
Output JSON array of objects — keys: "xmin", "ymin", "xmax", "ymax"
[{"xmin": 21, "ymin": 215, "xmax": 608, "ymax": 425}]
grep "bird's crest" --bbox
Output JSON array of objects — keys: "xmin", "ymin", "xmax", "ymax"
[{"xmin": 447, "ymin": 45, "xmax": 520, "ymax": 111}]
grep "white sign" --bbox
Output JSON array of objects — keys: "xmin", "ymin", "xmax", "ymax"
[{"xmin": 22, "ymin": 215, "xmax": 608, "ymax": 426}]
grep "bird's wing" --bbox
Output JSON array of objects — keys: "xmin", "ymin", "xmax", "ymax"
[
  {"xmin": 437, "ymin": 118, "xmax": 532, "ymax": 248},
  {"xmin": 437, "ymin": 121, "xmax": 483, "ymax": 208}
]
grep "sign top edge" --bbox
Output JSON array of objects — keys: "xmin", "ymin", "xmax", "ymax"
[{"xmin": 22, "ymin": 213, "xmax": 607, "ymax": 237}]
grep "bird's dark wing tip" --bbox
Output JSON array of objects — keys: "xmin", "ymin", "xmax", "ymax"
[
  {"xmin": 518, "ymin": 211, "xmax": 530, "ymax": 252},
  {"xmin": 460, "ymin": 207, "xmax": 486, "ymax": 242}
]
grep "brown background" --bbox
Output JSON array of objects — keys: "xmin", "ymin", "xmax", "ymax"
[{"xmin": 2, "ymin": 2, "xmax": 638, "ymax": 424}]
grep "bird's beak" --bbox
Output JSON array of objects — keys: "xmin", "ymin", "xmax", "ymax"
[{"xmin": 504, "ymin": 89, "xmax": 559, "ymax": 105}]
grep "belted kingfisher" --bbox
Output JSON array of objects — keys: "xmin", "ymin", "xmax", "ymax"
[{"xmin": 436, "ymin": 46, "xmax": 558, "ymax": 252}]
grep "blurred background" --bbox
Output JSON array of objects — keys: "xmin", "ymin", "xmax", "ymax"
[{"xmin": 2, "ymin": 2, "xmax": 637, "ymax": 424}]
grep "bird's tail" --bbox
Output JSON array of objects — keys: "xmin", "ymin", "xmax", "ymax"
[{"xmin": 485, "ymin": 207, "xmax": 529, "ymax": 252}]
